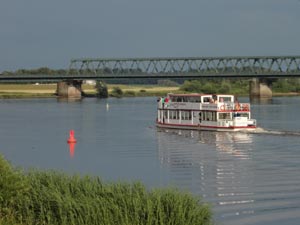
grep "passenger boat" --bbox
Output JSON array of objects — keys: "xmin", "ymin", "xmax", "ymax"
[{"xmin": 156, "ymin": 93, "xmax": 257, "ymax": 131}]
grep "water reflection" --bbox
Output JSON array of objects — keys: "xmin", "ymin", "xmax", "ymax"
[
  {"xmin": 57, "ymin": 97, "xmax": 82, "ymax": 103},
  {"xmin": 157, "ymin": 129, "xmax": 255, "ymax": 221},
  {"xmin": 68, "ymin": 142, "xmax": 76, "ymax": 158},
  {"xmin": 250, "ymin": 97, "xmax": 273, "ymax": 104}
]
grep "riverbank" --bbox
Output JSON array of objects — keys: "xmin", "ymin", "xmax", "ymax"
[
  {"xmin": 1, "ymin": 83, "xmax": 299, "ymax": 98},
  {"xmin": 0, "ymin": 84, "xmax": 180, "ymax": 98},
  {"xmin": 0, "ymin": 154, "xmax": 211, "ymax": 225}
]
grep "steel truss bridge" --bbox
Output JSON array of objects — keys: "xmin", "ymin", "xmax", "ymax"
[
  {"xmin": 1, "ymin": 56, "xmax": 300, "ymax": 82},
  {"xmin": 69, "ymin": 56, "xmax": 300, "ymax": 79}
]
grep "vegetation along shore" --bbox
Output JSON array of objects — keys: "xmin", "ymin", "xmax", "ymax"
[
  {"xmin": 1, "ymin": 67, "xmax": 300, "ymax": 98},
  {"xmin": 0, "ymin": 154, "xmax": 211, "ymax": 225},
  {"xmin": 1, "ymin": 77, "xmax": 300, "ymax": 99}
]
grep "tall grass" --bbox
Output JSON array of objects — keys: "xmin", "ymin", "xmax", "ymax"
[{"xmin": 0, "ymin": 155, "xmax": 211, "ymax": 225}]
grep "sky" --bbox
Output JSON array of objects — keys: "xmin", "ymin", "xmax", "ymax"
[{"xmin": 1, "ymin": 0, "xmax": 300, "ymax": 72}]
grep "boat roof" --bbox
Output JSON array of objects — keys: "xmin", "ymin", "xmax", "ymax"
[
  {"xmin": 168, "ymin": 93, "xmax": 203, "ymax": 97},
  {"xmin": 167, "ymin": 93, "xmax": 234, "ymax": 97}
]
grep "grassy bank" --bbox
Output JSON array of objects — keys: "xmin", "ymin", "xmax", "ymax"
[
  {"xmin": 0, "ymin": 84, "xmax": 57, "ymax": 98},
  {"xmin": 1, "ymin": 83, "xmax": 299, "ymax": 99},
  {"xmin": 0, "ymin": 84, "xmax": 180, "ymax": 98},
  {"xmin": 0, "ymin": 154, "xmax": 212, "ymax": 225}
]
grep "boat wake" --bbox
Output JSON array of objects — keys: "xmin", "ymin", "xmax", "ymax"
[{"xmin": 242, "ymin": 127, "xmax": 300, "ymax": 136}]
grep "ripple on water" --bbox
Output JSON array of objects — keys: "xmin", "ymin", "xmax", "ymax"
[{"xmin": 156, "ymin": 128, "xmax": 300, "ymax": 225}]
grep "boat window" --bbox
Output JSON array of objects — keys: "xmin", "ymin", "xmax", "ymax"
[
  {"xmin": 170, "ymin": 96, "xmax": 201, "ymax": 102},
  {"xmin": 169, "ymin": 110, "xmax": 180, "ymax": 119},
  {"xmin": 164, "ymin": 110, "xmax": 168, "ymax": 119},
  {"xmin": 212, "ymin": 112, "xmax": 217, "ymax": 121},
  {"xmin": 219, "ymin": 97, "xmax": 232, "ymax": 102},
  {"xmin": 203, "ymin": 97, "xmax": 211, "ymax": 103},
  {"xmin": 181, "ymin": 111, "xmax": 192, "ymax": 120},
  {"xmin": 233, "ymin": 112, "xmax": 249, "ymax": 119},
  {"xmin": 170, "ymin": 97, "xmax": 182, "ymax": 102},
  {"xmin": 202, "ymin": 111, "xmax": 217, "ymax": 121},
  {"xmin": 219, "ymin": 112, "xmax": 231, "ymax": 120},
  {"xmin": 170, "ymin": 110, "xmax": 175, "ymax": 119},
  {"xmin": 187, "ymin": 97, "xmax": 201, "ymax": 102}
]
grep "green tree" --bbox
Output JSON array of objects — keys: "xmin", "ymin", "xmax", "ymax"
[
  {"xmin": 272, "ymin": 79, "xmax": 292, "ymax": 92},
  {"xmin": 95, "ymin": 81, "xmax": 108, "ymax": 98},
  {"xmin": 201, "ymin": 83, "xmax": 216, "ymax": 94},
  {"xmin": 180, "ymin": 80, "xmax": 202, "ymax": 92},
  {"xmin": 157, "ymin": 79, "xmax": 179, "ymax": 87},
  {"xmin": 219, "ymin": 80, "xmax": 231, "ymax": 93}
]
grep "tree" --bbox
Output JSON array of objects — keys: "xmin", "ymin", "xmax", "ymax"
[{"xmin": 95, "ymin": 81, "xmax": 108, "ymax": 98}]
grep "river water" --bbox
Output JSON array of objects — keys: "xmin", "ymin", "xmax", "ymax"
[{"xmin": 1, "ymin": 96, "xmax": 300, "ymax": 225}]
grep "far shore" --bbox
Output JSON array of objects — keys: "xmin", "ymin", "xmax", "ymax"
[
  {"xmin": 0, "ymin": 83, "xmax": 299, "ymax": 98},
  {"xmin": 0, "ymin": 83, "xmax": 180, "ymax": 98}
]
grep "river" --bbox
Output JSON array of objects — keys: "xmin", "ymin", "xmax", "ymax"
[{"xmin": 1, "ymin": 96, "xmax": 300, "ymax": 225}]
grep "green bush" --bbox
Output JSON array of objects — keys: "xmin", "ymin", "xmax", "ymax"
[
  {"xmin": 218, "ymin": 81, "xmax": 231, "ymax": 94},
  {"xmin": 201, "ymin": 83, "xmax": 216, "ymax": 94},
  {"xmin": 111, "ymin": 86, "xmax": 123, "ymax": 98},
  {"xmin": 157, "ymin": 79, "xmax": 179, "ymax": 87},
  {"xmin": 180, "ymin": 80, "xmax": 203, "ymax": 93},
  {"xmin": 272, "ymin": 79, "xmax": 300, "ymax": 93},
  {"xmin": 124, "ymin": 90, "xmax": 136, "ymax": 97},
  {"xmin": 0, "ymin": 155, "xmax": 29, "ymax": 207}
]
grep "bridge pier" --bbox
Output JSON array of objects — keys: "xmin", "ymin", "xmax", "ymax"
[
  {"xmin": 249, "ymin": 78, "xmax": 272, "ymax": 99},
  {"xmin": 56, "ymin": 80, "xmax": 82, "ymax": 98}
]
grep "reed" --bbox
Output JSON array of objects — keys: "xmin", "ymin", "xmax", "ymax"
[{"xmin": 0, "ymin": 155, "xmax": 211, "ymax": 225}]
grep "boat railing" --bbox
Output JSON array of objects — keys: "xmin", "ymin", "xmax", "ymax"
[
  {"xmin": 240, "ymin": 103, "xmax": 250, "ymax": 111},
  {"xmin": 217, "ymin": 102, "xmax": 234, "ymax": 111},
  {"xmin": 158, "ymin": 99, "xmax": 251, "ymax": 112},
  {"xmin": 218, "ymin": 102, "xmax": 251, "ymax": 111},
  {"xmin": 158, "ymin": 101, "xmax": 201, "ymax": 110}
]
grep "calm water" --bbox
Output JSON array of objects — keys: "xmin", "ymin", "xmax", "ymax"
[{"xmin": 1, "ymin": 96, "xmax": 300, "ymax": 225}]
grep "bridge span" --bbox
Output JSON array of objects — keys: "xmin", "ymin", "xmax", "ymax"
[
  {"xmin": 69, "ymin": 56, "xmax": 300, "ymax": 79},
  {"xmin": 1, "ymin": 56, "xmax": 300, "ymax": 98}
]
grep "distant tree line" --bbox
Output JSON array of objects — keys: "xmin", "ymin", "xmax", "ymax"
[
  {"xmin": 2, "ymin": 67, "xmax": 68, "ymax": 76},
  {"xmin": 180, "ymin": 79, "xmax": 249, "ymax": 95},
  {"xmin": 180, "ymin": 78, "xmax": 300, "ymax": 94}
]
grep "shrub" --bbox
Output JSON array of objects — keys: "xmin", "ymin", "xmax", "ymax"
[
  {"xmin": 272, "ymin": 79, "xmax": 300, "ymax": 93},
  {"xmin": 157, "ymin": 79, "xmax": 179, "ymax": 87},
  {"xmin": 201, "ymin": 83, "xmax": 216, "ymax": 94},
  {"xmin": 111, "ymin": 86, "xmax": 123, "ymax": 98},
  {"xmin": 124, "ymin": 90, "xmax": 136, "ymax": 97},
  {"xmin": 218, "ymin": 81, "xmax": 231, "ymax": 94},
  {"xmin": 95, "ymin": 81, "xmax": 108, "ymax": 98},
  {"xmin": 180, "ymin": 80, "xmax": 202, "ymax": 93},
  {"xmin": 0, "ymin": 155, "xmax": 29, "ymax": 216}
]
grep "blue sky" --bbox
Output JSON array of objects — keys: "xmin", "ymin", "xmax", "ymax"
[{"xmin": 1, "ymin": 0, "xmax": 300, "ymax": 71}]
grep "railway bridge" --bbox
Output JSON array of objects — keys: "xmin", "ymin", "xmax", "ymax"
[{"xmin": 1, "ymin": 56, "xmax": 300, "ymax": 98}]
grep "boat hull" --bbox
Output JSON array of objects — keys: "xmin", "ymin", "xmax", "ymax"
[{"xmin": 156, "ymin": 122, "xmax": 257, "ymax": 132}]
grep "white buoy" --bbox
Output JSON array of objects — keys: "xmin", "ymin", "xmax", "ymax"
[{"xmin": 106, "ymin": 103, "xmax": 109, "ymax": 111}]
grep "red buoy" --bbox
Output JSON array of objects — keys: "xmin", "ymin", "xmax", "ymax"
[{"xmin": 67, "ymin": 130, "xmax": 77, "ymax": 143}]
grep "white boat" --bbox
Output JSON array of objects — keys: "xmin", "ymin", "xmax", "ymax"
[{"xmin": 156, "ymin": 93, "xmax": 257, "ymax": 131}]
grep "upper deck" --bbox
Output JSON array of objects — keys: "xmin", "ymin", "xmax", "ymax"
[{"xmin": 158, "ymin": 94, "xmax": 250, "ymax": 112}]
